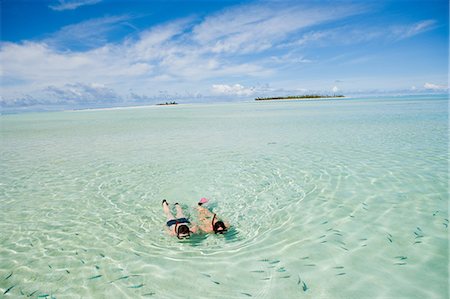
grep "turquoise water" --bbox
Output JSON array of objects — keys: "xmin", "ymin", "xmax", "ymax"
[{"xmin": 0, "ymin": 96, "xmax": 448, "ymax": 298}]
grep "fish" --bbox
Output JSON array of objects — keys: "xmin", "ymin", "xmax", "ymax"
[
  {"xmin": 280, "ymin": 275, "xmax": 291, "ymax": 279},
  {"xmin": 302, "ymin": 281, "xmax": 308, "ymax": 292},
  {"xmin": 395, "ymin": 262, "xmax": 407, "ymax": 266},
  {"xmin": 201, "ymin": 273, "xmax": 211, "ymax": 277},
  {"xmin": 48, "ymin": 265, "xmax": 52, "ymax": 269},
  {"xmin": 250, "ymin": 270, "xmax": 264, "ymax": 273},
  {"xmin": 333, "ymin": 266, "xmax": 344, "ymax": 269},
  {"xmin": 269, "ymin": 260, "xmax": 280, "ymax": 264},
  {"xmin": 37, "ymin": 294, "xmax": 50, "ymax": 298},
  {"xmin": 88, "ymin": 275, "xmax": 102, "ymax": 280},
  {"xmin": 28, "ymin": 290, "xmax": 38, "ymax": 297},
  {"xmin": 321, "ymin": 221, "xmax": 329, "ymax": 224},
  {"xmin": 212, "ymin": 281, "xmax": 220, "ymax": 285},
  {"xmin": 241, "ymin": 292, "xmax": 252, "ymax": 297},
  {"xmin": 261, "ymin": 277, "xmax": 270, "ymax": 281},
  {"xmin": 65, "ymin": 270, "xmax": 70, "ymax": 274},
  {"xmin": 4, "ymin": 272, "xmax": 13, "ymax": 280},
  {"xmin": 336, "ymin": 273, "xmax": 346, "ymax": 276},
  {"xmin": 277, "ymin": 267, "xmax": 286, "ymax": 272},
  {"xmin": 304, "ymin": 264, "xmax": 316, "ymax": 267},
  {"xmin": 143, "ymin": 292, "xmax": 156, "ymax": 296},
  {"xmin": 3, "ymin": 285, "xmax": 15, "ymax": 295},
  {"xmin": 128, "ymin": 284, "xmax": 144, "ymax": 289},
  {"xmin": 109, "ymin": 275, "xmax": 133, "ymax": 283},
  {"xmin": 395, "ymin": 256, "xmax": 407, "ymax": 260},
  {"xmin": 318, "ymin": 235, "xmax": 326, "ymax": 239},
  {"xmin": 100, "ymin": 253, "xmax": 105, "ymax": 258}
]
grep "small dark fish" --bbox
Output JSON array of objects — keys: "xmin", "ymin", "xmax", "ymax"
[
  {"xmin": 304, "ymin": 264, "xmax": 316, "ymax": 267},
  {"xmin": 359, "ymin": 238, "xmax": 368, "ymax": 241},
  {"xmin": 88, "ymin": 274, "xmax": 102, "ymax": 280},
  {"xmin": 395, "ymin": 262, "xmax": 407, "ymax": 265},
  {"xmin": 37, "ymin": 294, "xmax": 50, "ymax": 298},
  {"xmin": 280, "ymin": 275, "xmax": 291, "ymax": 279},
  {"xmin": 361, "ymin": 244, "xmax": 367, "ymax": 247},
  {"xmin": 301, "ymin": 256, "xmax": 310, "ymax": 260},
  {"xmin": 318, "ymin": 235, "xmax": 326, "ymax": 239},
  {"xmin": 321, "ymin": 240, "xmax": 327, "ymax": 243},
  {"xmin": 432, "ymin": 211, "xmax": 439, "ymax": 216},
  {"xmin": 80, "ymin": 259, "xmax": 85, "ymax": 264},
  {"xmin": 5, "ymin": 272, "xmax": 13, "ymax": 280},
  {"xmin": 259, "ymin": 259, "xmax": 269, "ymax": 262},
  {"xmin": 387, "ymin": 237, "xmax": 392, "ymax": 243},
  {"xmin": 128, "ymin": 284, "xmax": 144, "ymax": 289},
  {"xmin": 269, "ymin": 260, "xmax": 280, "ymax": 264},
  {"xmin": 100, "ymin": 253, "xmax": 105, "ymax": 258},
  {"xmin": 395, "ymin": 256, "xmax": 407, "ymax": 260},
  {"xmin": 297, "ymin": 275, "xmax": 302, "ymax": 285},
  {"xmin": 201, "ymin": 273, "xmax": 211, "ymax": 277},
  {"xmin": 362, "ymin": 203, "xmax": 368, "ymax": 206},
  {"xmin": 143, "ymin": 292, "xmax": 156, "ymax": 296},
  {"xmin": 414, "ymin": 241, "xmax": 422, "ymax": 244},
  {"xmin": 336, "ymin": 273, "xmax": 346, "ymax": 276},
  {"xmin": 241, "ymin": 292, "xmax": 252, "ymax": 297},
  {"xmin": 212, "ymin": 281, "xmax": 220, "ymax": 285},
  {"xmin": 333, "ymin": 266, "xmax": 344, "ymax": 269},
  {"xmin": 334, "ymin": 232, "xmax": 343, "ymax": 236},
  {"xmin": 444, "ymin": 223, "xmax": 448, "ymax": 228},
  {"xmin": 250, "ymin": 270, "xmax": 264, "ymax": 273},
  {"xmin": 362, "ymin": 207, "xmax": 368, "ymax": 211},
  {"xmin": 95, "ymin": 265, "xmax": 100, "ymax": 270},
  {"xmin": 48, "ymin": 264, "xmax": 52, "ymax": 269},
  {"xmin": 28, "ymin": 290, "xmax": 38, "ymax": 297},
  {"xmin": 4, "ymin": 285, "xmax": 14, "ymax": 295},
  {"xmin": 321, "ymin": 221, "xmax": 328, "ymax": 224},
  {"xmin": 261, "ymin": 277, "xmax": 271, "ymax": 280},
  {"xmin": 277, "ymin": 267, "xmax": 286, "ymax": 272},
  {"xmin": 340, "ymin": 246, "xmax": 349, "ymax": 251},
  {"xmin": 302, "ymin": 281, "xmax": 308, "ymax": 292},
  {"xmin": 65, "ymin": 270, "xmax": 70, "ymax": 274}
]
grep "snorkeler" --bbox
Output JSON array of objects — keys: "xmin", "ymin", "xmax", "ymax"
[
  {"xmin": 196, "ymin": 198, "xmax": 229, "ymax": 234},
  {"xmin": 162, "ymin": 199, "xmax": 198, "ymax": 239}
]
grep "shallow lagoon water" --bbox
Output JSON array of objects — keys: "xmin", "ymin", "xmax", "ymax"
[{"xmin": 0, "ymin": 96, "xmax": 448, "ymax": 298}]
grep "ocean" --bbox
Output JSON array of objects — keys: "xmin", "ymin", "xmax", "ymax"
[{"xmin": 0, "ymin": 95, "xmax": 448, "ymax": 298}]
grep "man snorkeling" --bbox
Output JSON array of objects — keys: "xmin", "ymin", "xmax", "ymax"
[{"xmin": 162, "ymin": 199, "xmax": 198, "ymax": 239}]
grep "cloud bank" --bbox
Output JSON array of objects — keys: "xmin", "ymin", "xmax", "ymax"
[{"xmin": 1, "ymin": 1, "xmax": 445, "ymax": 110}]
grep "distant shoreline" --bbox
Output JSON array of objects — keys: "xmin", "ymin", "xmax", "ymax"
[
  {"xmin": 255, "ymin": 95, "xmax": 345, "ymax": 101},
  {"xmin": 156, "ymin": 101, "xmax": 178, "ymax": 106}
]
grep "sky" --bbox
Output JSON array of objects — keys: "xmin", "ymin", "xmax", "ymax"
[{"xmin": 1, "ymin": 0, "xmax": 448, "ymax": 109}]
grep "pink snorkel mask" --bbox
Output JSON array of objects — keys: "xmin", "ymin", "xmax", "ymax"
[{"xmin": 198, "ymin": 197, "xmax": 209, "ymax": 206}]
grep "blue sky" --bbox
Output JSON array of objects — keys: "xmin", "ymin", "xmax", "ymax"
[{"xmin": 1, "ymin": 0, "xmax": 448, "ymax": 108}]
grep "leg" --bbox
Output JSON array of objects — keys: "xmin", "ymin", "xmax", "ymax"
[
  {"xmin": 162, "ymin": 200, "xmax": 175, "ymax": 221},
  {"xmin": 175, "ymin": 203, "xmax": 186, "ymax": 218}
]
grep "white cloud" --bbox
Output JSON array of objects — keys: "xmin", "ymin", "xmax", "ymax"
[
  {"xmin": 211, "ymin": 84, "xmax": 255, "ymax": 96},
  {"xmin": 391, "ymin": 20, "xmax": 436, "ymax": 40},
  {"xmin": 424, "ymin": 82, "xmax": 448, "ymax": 90},
  {"xmin": 192, "ymin": 3, "xmax": 365, "ymax": 54},
  {"xmin": 332, "ymin": 86, "xmax": 339, "ymax": 93},
  {"xmin": 44, "ymin": 15, "xmax": 132, "ymax": 50},
  {"xmin": 49, "ymin": 0, "xmax": 102, "ymax": 11}
]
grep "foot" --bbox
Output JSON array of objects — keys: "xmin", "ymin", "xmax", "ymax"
[
  {"xmin": 162, "ymin": 199, "xmax": 168, "ymax": 206},
  {"xmin": 174, "ymin": 202, "xmax": 179, "ymax": 205}
]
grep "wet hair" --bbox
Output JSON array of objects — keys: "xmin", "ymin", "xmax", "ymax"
[
  {"xmin": 177, "ymin": 224, "xmax": 190, "ymax": 239},
  {"xmin": 213, "ymin": 221, "xmax": 227, "ymax": 234}
]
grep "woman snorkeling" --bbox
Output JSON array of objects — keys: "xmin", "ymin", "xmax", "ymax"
[{"xmin": 196, "ymin": 198, "xmax": 229, "ymax": 234}]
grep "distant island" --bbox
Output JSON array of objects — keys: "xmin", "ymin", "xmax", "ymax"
[
  {"xmin": 255, "ymin": 95, "xmax": 345, "ymax": 101},
  {"xmin": 156, "ymin": 101, "xmax": 178, "ymax": 106}
]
